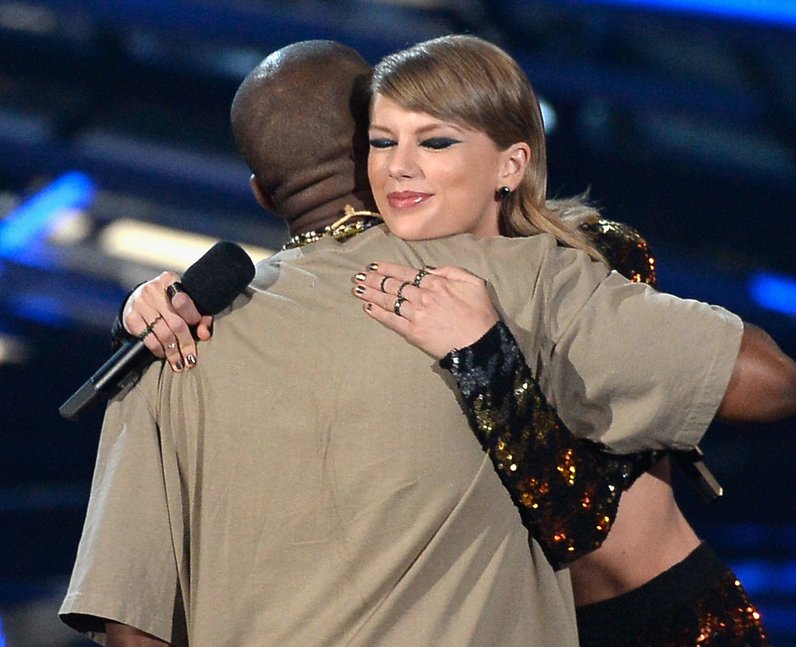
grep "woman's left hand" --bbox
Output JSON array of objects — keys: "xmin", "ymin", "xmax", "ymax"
[{"xmin": 352, "ymin": 261, "xmax": 500, "ymax": 360}]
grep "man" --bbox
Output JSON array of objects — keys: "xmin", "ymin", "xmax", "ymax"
[{"xmin": 60, "ymin": 41, "xmax": 795, "ymax": 646}]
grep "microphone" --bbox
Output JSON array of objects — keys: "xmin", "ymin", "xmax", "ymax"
[{"xmin": 59, "ymin": 241, "xmax": 255, "ymax": 421}]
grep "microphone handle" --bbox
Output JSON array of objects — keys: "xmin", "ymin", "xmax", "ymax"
[{"xmin": 59, "ymin": 340, "xmax": 152, "ymax": 421}]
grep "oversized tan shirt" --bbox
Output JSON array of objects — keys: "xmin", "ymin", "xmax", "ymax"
[{"xmin": 60, "ymin": 226, "xmax": 742, "ymax": 645}]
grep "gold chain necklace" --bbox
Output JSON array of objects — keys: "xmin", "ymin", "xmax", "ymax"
[{"xmin": 281, "ymin": 205, "xmax": 382, "ymax": 250}]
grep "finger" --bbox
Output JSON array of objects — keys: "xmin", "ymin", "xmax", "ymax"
[
  {"xmin": 158, "ymin": 328, "xmax": 186, "ymax": 373},
  {"xmin": 194, "ymin": 315, "xmax": 214, "ymax": 343},
  {"xmin": 357, "ymin": 266, "xmax": 435, "ymax": 296},
  {"xmin": 365, "ymin": 261, "xmax": 425, "ymax": 286},
  {"xmin": 355, "ymin": 271, "xmax": 404, "ymax": 295},
  {"xmin": 159, "ymin": 307, "xmax": 199, "ymax": 370},
  {"xmin": 362, "ymin": 301, "xmax": 413, "ymax": 337},
  {"xmin": 135, "ymin": 314, "xmax": 167, "ymax": 358},
  {"xmin": 424, "ymin": 265, "xmax": 484, "ymax": 285},
  {"xmin": 352, "ymin": 282, "xmax": 408, "ymax": 316},
  {"xmin": 170, "ymin": 291, "xmax": 202, "ymax": 327}
]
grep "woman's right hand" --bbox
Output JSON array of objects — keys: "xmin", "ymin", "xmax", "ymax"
[
  {"xmin": 122, "ymin": 271, "xmax": 214, "ymax": 371},
  {"xmin": 351, "ymin": 261, "xmax": 500, "ymax": 360}
]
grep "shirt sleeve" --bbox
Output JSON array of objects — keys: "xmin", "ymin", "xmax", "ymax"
[
  {"xmin": 59, "ymin": 380, "xmax": 186, "ymax": 644},
  {"xmin": 441, "ymin": 322, "xmax": 661, "ymax": 568},
  {"xmin": 535, "ymin": 247, "xmax": 743, "ymax": 453}
]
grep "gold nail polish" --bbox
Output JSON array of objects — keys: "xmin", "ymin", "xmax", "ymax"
[
  {"xmin": 367, "ymin": 262, "xmax": 379, "ymax": 271},
  {"xmin": 354, "ymin": 285, "xmax": 366, "ymax": 295},
  {"xmin": 354, "ymin": 272, "xmax": 367, "ymax": 282}
]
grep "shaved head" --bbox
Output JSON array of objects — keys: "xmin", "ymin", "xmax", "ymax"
[{"xmin": 231, "ymin": 40, "xmax": 374, "ymax": 228}]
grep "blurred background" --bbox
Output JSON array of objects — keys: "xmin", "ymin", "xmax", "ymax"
[{"xmin": 0, "ymin": 0, "xmax": 794, "ymax": 644}]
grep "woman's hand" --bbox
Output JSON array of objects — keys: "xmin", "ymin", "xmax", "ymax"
[
  {"xmin": 352, "ymin": 261, "xmax": 500, "ymax": 360},
  {"xmin": 122, "ymin": 271, "xmax": 214, "ymax": 371}
]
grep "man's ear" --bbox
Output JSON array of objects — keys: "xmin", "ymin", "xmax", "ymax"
[
  {"xmin": 250, "ymin": 175, "xmax": 277, "ymax": 212},
  {"xmin": 499, "ymin": 142, "xmax": 531, "ymax": 190}
]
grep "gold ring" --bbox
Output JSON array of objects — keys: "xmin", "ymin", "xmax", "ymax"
[
  {"xmin": 379, "ymin": 276, "xmax": 390, "ymax": 293},
  {"xmin": 397, "ymin": 282, "xmax": 411, "ymax": 300},
  {"xmin": 166, "ymin": 342, "xmax": 178, "ymax": 350}
]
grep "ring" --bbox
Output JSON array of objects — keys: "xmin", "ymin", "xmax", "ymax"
[
  {"xmin": 137, "ymin": 314, "xmax": 164, "ymax": 340},
  {"xmin": 166, "ymin": 281, "xmax": 186, "ymax": 300},
  {"xmin": 379, "ymin": 276, "xmax": 390, "ymax": 293},
  {"xmin": 166, "ymin": 342, "xmax": 178, "ymax": 350},
  {"xmin": 397, "ymin": 281, "xmax": 411, "ymax": 299},
  {"xmin": 412, "ymin": 269, "xmax": 428, "ymax": 287},
  {"xmin": 393, "ymin": 296, "xmax": 407, "ymax": 317}
]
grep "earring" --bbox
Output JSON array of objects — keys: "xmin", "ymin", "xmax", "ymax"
[{"xmin": 497, "ymin": 186, "xmax": 511, "ymax": 198}]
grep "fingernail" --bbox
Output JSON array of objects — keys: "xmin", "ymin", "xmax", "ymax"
[
  {"xmin": 354, "ymin": 285, "xmax": 366, "ymax": 295},
  {"xmin": 174, "ymin": 360, "xmax": 184, "ymax": 371},
  {"xmin": 367, "ymin": 262, "xmax": 379, "ymax": 271},
  {"xmin": 425, "ymin": 265, "xmax": 437, "ymax": 270},
  {"xmin": 186, "ymin": 354, "xmax": 197, "ymax": 366},
  {"xmin": 365, "ymin": 302, "xmax": 373, "ymax": 311},
  {"xmin": 354, "ymin": 272, "xmax": 367, "ymax": 282}
]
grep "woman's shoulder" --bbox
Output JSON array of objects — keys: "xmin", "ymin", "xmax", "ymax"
[{"xmin": 578, "ymin": 218, "xmax": 658, "ymax": 288}]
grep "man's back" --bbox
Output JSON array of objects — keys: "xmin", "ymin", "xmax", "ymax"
[{"xmin": 142, "ymin": 227, "xmax": 577, "ymax": 645}]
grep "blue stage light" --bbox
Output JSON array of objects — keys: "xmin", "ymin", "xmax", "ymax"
[
  {"xmin": 748, "ymin": 272, "xmax": 796, "ymax": 317},
  {"xmin": 0, "ymin": 171, "xmax": 95, "ymax": 260},
  {"xmin": 576, "ymin": 0, "xmax": 796, "ymax": 27}
]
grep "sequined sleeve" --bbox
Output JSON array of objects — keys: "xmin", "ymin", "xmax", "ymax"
[
  {"xmin": 578, "ymin": 219, "xmax": 658, "ymax": 288},
  {"xmin": 441, "ymin": 322, "xmax": 662, "ymax": 568}
]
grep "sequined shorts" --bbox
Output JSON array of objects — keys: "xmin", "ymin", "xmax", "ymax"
[{"xmin": 576, "ymin": 542, "xmax": 769, "ymax": 646}]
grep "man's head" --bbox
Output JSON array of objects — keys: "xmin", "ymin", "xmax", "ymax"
[{"xmin": 231, "ymin": 40, "xmax": 375, "ymax": 234}]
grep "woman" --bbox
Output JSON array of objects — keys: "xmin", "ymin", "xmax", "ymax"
[{"xmin": 351, "ymin": 34, "xmax": 771, "ymax": 645}]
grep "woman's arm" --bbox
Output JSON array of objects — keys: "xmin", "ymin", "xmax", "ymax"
[
  {"xmin": 441, "ymin": 321, "xmax": 660, "ymax": 568},
  {"xmin": 352, "ymin": 264, "xmax": 659, "ymax": 566}
]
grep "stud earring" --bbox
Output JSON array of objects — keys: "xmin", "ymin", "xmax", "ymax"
[{"xmin": 497, "ymin": 186, "xmax": 511, "ymax": 198}]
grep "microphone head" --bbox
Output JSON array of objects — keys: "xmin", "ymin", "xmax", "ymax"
[{"xmin": 180, "ymin": 241, "xmax": 255, "ymax": 315}]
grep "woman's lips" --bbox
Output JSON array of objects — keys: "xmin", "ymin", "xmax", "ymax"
[{"xmin": 387, "ymin": 191, "xmax": 431, "ymax": 209}]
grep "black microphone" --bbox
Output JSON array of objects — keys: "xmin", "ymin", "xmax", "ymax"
[{"xmin": 59, "ymin": 241, "xmax": 255, "ymax": 421}]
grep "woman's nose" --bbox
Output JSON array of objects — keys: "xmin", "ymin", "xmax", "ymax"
[{"xmin": 387, "ymin": 144, "xmax": 419, "ymax": 179}]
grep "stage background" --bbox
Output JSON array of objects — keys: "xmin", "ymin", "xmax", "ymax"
[{"xmin": 0, "ymin": 1, "xmax": 794, "ymax": 644}]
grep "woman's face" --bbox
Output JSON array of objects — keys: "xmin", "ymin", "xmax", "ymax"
[{"xmin": 368, "ymin": 94, "xmax": 511, "ymax": 241}]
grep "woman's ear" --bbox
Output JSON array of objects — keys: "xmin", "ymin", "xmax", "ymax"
[
  {"xmin": 499, "ymin": 142, "xmax": 531, "ymax": 190},
  {"xmin": 250, "ymin": 174, "xmax": 277, "ymax": 212}
]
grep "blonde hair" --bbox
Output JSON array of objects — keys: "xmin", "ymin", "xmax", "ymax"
[{"xmin": 371, "ymin": 34, "xmax": 604, "ymax": 263}]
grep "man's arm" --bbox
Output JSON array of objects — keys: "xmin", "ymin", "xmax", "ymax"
[
  {"xmin": 106, "ymin": 622, "xmax": 170, "ymax": 647},
  {"xmin": 718, "ymin": 323, "xmax": 796, "ymax": 422}
]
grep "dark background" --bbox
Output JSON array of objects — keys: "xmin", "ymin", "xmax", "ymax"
[{"xmin": 0, "ymin": 1, "xmax": 794, "ymax": 645}]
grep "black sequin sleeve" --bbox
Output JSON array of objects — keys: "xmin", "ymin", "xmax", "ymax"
[
  {"xmin": 441, "ymin": 322, "xmax": 661, "ymax": 568},
  {"xmin": 579, "ymin": 219, "xmax": 657, "ymax": 288}
]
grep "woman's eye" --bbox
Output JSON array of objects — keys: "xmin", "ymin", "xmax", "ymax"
[
  {"xmin": 369, "ymin": 138, "xmax": 395, "ymax": 149},
  {"xmin": 421, "ymin": 137, "xmax": 460, "ymax": 150}
]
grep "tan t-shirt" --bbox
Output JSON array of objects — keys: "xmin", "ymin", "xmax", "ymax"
[{"xmin": 60, "ymin": 226, "xmax": 742, "ymax": 645}]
